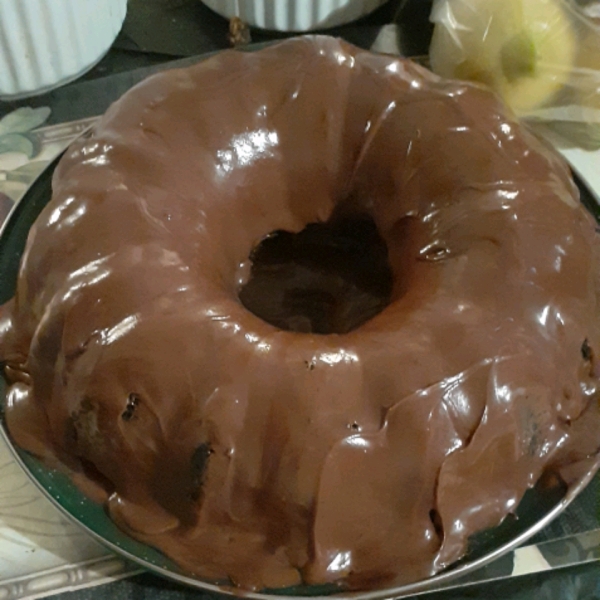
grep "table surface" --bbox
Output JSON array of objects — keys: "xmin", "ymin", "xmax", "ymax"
[{"xmin": 1, "ymin": 1, "xmax": 600, "ymax": 599}]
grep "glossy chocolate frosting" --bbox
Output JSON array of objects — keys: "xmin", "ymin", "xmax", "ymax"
[{"xmin": 1, "ymin": 36, "xmax": 600, "ymax": 591}]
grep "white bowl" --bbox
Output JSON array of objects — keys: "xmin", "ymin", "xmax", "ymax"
[
  {"xmin": 200, "ymin": 0, "xmax": 389, "ymax": 32},
  {"xmin": 0, "ymin": 0, "xmax": 127, "ymax": 100}
]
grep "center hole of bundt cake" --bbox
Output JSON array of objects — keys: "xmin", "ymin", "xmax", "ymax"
[{"xmin": 238, "ymin": 215, "xmax": 393, "ymax": 334}]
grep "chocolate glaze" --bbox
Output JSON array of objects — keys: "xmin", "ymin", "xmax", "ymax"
[{"xmin": 1, "ymin": 36, "xmax": 600, "ymax": 591}]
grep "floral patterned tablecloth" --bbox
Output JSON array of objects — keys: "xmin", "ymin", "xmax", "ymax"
[{"xmin": 0, "ymin": 109, "xmax": 96, "ymax": 206}]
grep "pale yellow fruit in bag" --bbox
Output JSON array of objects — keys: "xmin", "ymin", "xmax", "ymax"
[{"xmin": 429, "ymin": 0, "xmax": 578, "ymax": 115}]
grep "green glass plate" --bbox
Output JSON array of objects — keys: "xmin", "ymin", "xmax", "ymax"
[{"xmin": 0, "ymin": 152, "xmax": 598, "ymax": 600}]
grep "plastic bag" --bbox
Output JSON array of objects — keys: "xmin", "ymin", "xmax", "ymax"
[{"xmin": 429, "ymin": 0, "xmax": 600, "ymax": 150}]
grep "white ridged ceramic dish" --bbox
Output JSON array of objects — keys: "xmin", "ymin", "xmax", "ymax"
[
  {"xmin": 200, "ymin": 0, "xmax": 389, "ymax": 31},
  {"xmin": 0, "ymin": 0, "xmax": 127, "ymax": 100}
]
